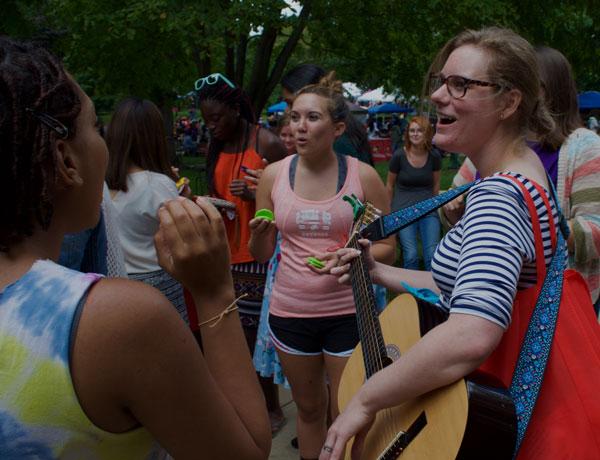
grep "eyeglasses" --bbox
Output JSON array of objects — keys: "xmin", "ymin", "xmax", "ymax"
[
  {"xmin": 429, "ymin": 74, "xmax": 506, "ymax": 99},
  {"xmin": 194, "ymin": 73, "xmax": 235, "ymax": 91},
  {"xmin": 25, "ymin": 108, "xmax": 69, "ymax": 139}
]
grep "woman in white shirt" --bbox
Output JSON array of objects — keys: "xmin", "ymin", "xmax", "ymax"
[{"xmin": 106, "ymin": 98, "xmax": 187, "ymax": 323}]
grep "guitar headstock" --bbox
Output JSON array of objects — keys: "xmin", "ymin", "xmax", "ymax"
[{"xmin": 343, "ymin": 194, "xmax": 381, "ymax": 239}]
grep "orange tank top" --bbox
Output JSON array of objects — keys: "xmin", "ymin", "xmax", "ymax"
[{"xmin": 213, "ymin": 132, "xmax": 263, "ymax": 264}]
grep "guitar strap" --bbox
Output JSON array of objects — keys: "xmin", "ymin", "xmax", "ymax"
[
  {"xmin": 360, "ymin": 181, "xmax": 476, "ymax": 241},
  {"xmin": 360, "ymin": 176, "xmax": 567, "ymax": 457}
]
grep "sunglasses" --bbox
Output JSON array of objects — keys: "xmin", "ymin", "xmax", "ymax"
[{"xmin": 194, "ymin": 73, "xmax": 236, "ymax": 91}]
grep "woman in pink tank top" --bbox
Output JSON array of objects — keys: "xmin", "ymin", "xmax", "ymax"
[{"xmin": 249, "ymin": 72, "xmax": 395, "ymax": 460}]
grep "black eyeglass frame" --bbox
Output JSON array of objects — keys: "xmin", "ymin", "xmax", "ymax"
[
  {"xmin": 25, "ymin": 108, "xmax": 70, "ymax": 139},
  {"xmin": 429, "ymin": 74, "xmax": 508, "ymax": 99}
]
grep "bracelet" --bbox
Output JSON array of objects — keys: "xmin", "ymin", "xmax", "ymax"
[{"xmin": 197, "ymin": 293, "xmax": 248, "ymax": 328}]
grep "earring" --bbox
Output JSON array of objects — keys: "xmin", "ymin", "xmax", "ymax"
[{"xmin": 499, "ymin": 112, "xmax": 505, "ymax": 120}]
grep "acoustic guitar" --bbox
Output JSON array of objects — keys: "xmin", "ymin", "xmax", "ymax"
[{"xmin": 337, "ymin": 197, "xmax": 516, "ymax": 460}]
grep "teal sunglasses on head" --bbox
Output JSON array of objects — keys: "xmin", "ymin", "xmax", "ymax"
[{"xmin": 195, "ymin": 73, "xmax": 236, "ymax": 91}]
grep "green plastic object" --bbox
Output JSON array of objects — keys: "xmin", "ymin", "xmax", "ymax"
[
  {"xmin": 342, "ymin": 194, "xmax": 364, "ymax": 219},
  {"xmin": 254, "ymin": 208, "xmax": 274, "ymax": 221},
  {"xmin": 306, "ymin": 257, "xmax": 325, "ymax": 269}
]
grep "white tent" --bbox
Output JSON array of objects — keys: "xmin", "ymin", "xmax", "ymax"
[
  {"xmin": 342, "ymin": 82, "xmax": 363, "ymax": 99},
  {"xmin": 357, "ymin": 87, "xmax": 396, "ymax": 103}
]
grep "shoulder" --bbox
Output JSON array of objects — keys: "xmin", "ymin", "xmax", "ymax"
[
  {"xmin": 466, "ymin": 175, "xmax": 525, "ymax": 210},
  {"xmin": 147, "ymin": 172, "xmax": 178, "ymax": 196},
  {"xmin": 563, "ymin": 128, "xmax": 600, "ymax": 157},
  {"xmin": 358, "ymin": 160, "xmax": 384, "ymax": 188},
  {"xmin": 71, "ymin": 277, "xmax": 199, "ymax": 416},
  {"xmin": 257, "ymin": 127, "xmax": 286, "ymax": 162},
  {"xmin": 430, "ymin": 147, "xmax": 442, "ymax": 160},
  {"xmin": 75, "ymin": 278, "xmax": 187, "ymax": 374},
  {"xmin": 260, "ymin": 157, "xmax": 288, "ymax": 190}
]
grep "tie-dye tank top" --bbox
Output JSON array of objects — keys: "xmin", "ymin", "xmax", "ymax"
[{"xmin": 0, "ymin": 260, "xmax": 157, "ymax": 459}]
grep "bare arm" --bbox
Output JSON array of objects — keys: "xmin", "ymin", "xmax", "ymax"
[
  {"xmin": 321, "ymin": 314, "xmax": 504, "ymax": 460},
  {"xmin": 360, "ymin": 162, "xmax": 396, "ymax": 265},
  {"xmin": 385, "ymin": 171, "xmax": 397, "ymax": 204},
  {"xmin": 72, "ymin": 197, "xmax": 270, "ymax": 460},
  {"xmin": 432, "ymin": 170, "xmax": 441, "ymax": 196},
  {"xmin": 248, "ymin": 162, "xmax": 279, "ymax": 263}
]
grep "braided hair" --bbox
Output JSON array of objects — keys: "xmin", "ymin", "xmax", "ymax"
[
  {"xmin": 196, "ymin": 77, "xmax": 255, "ymax": 194},
  {"xmin": 0, "ymin": 37, "xmax": 81, "ymax": 251}
]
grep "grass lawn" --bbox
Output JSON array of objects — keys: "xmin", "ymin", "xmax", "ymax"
[{"xmin": 180, "ymin": 153, "xmax": 462, "ymax": 197}]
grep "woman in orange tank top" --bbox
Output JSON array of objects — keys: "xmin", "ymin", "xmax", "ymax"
[{"xmin": 197, "ymin": 73, "xmax": 287, "ymax": 435}]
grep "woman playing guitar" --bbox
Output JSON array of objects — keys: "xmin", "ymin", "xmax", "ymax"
[{"xmin": 321, "ymin": 28, "xmax": 600, "ymax": 460}]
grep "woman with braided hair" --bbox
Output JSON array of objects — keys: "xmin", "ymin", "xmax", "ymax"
[
  {"xmin": 196, "ymin": 73, "xmax": 287, "ymax": 435},
  {"xmin": 0, "ymin": 37, "xmax": 270, "ymax": 459}
]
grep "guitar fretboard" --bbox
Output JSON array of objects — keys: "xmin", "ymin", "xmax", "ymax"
[{"xmin": 347, "ymin": 233, "xmax": 389, "ymax": 379}]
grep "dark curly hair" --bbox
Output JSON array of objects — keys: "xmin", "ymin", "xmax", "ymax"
[
  {"xmin": 195, "ymin": 76, "xmax": 255, "ymax": 194},
  {"xmin": 0, "ymin": 37, "xmax": 81, "ymax": 251}
]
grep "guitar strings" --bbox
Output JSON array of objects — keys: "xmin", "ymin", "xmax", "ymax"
[{"xmin": 348, "ymin": 211, "xmax": 397, "ymax": 445}]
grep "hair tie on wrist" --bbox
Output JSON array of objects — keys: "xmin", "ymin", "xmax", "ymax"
[{"xmin": 198, "ymin": 293, "xmax": 248, "ymax": 328}]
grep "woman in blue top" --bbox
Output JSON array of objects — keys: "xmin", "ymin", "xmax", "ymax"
[{"xmin": 0, "ymin": 37, "xmax": 270, "ymax": 459}]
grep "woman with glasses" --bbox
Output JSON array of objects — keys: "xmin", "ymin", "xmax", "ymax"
[
  {"xmin": 320, "ymin": 28, "xmax": 600, "ymax": 460},
  {"xmin": 249, "ymin": 72, "xmax": 395, "ymax": 460},
  {"xmin": 196, "ymin": 73, "xmax": 287, "ymax": 436},
  {"xmin": 444, "ymin": 46, "xmax": 600, "ymax": 319},
  {"xmin": 0, "ymin": 37, "xmax": 271, "ymax": 459},
  {"xmin": 386, "ymin": 115, "xmax": 441, "ymax": 271}
]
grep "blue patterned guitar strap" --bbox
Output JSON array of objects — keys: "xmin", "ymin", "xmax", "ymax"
[
  {"xmin": 360, "ymin": 181, "xmax": 477, "ymax": 241},
  {"xmin": 508, "ymin": 177, "xmax": 568, "ymax": 458}
]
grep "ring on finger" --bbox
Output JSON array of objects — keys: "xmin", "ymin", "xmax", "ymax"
[{"xmin": 323, "ymin": 445, "xmax": 333, "ymax": 453}]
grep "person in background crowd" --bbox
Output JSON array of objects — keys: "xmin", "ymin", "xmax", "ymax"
[
  {"xmin": 249, "ymin": 71, "xmax": 395, "ymax": 460},
  {"xmin": 0, "ymin": 36, "xmax": 270, "ymax": 459},
  {"xmin": 322, "ymin": 27, "xmax": 600, "ymax": 460},
  {"xmin": 196, "ymin": 72, "xmax": 287, "ymax": 435},
  {"xmin": 443, "ymin": 45, "xmax": 600, "ymax": 317},
  {"xmin": 105, "ymin": 98, "xmax": 188, "ymax": 324},
  {"xmin": 278, "ymin": 114, "xmax": 296, "ymax": 156},
  {"xmin": 386, "ymin": 115, "xmax": 441, "ymax": 270}
]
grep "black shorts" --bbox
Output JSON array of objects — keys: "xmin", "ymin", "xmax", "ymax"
[{"xmin": 268, "ymin": 313, "xmax": 359, "ymax": 357}]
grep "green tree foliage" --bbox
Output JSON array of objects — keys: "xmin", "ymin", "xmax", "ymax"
[{"xmin": 4, "ymin": 0, "xmax": 599, "ymax": 116}]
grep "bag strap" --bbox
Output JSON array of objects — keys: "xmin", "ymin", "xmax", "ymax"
[
  {"xmin": 499, "ymin": 175, "xmax": 566, "ymax": 457},
  {"xmin": 360, "ymin": 181, "xmax": 477, "ymax": 241}
]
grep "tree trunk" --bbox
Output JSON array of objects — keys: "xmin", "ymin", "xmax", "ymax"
[
  {"xmin": 235, "ymin": 34, "xmax": 248, "ymax": 85},
  {"xmin": 249, "ymin": 0, "xmax": 313, "ymax": 116}
]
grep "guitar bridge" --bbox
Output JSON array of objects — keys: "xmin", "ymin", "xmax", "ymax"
[{"xmin": 377, "ymin": 411, "xmax": 427, "ymax": 460}]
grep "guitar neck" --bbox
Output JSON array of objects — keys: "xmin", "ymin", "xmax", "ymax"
[{"xmin": 347, "ymin": 234, "xmax": 389, "ymax": 378}]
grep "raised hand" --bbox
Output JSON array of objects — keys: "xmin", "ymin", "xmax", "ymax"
[
  {"xmin": 330, "ymin": 239, "xmax": 376, "ymax": 285},
  {"xmin": 155, "ymin": 196, "xmax": 233, "ymax": 301}
]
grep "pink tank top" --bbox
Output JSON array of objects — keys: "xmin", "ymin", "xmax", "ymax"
[{"xmin": 270, "ymin": 155, "xmax": 364, "ymax": 318}]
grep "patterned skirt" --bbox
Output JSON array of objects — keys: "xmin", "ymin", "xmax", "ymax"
[{"xmin": 129, "ymin": 269, "xmax": 188, "ymax": 325}]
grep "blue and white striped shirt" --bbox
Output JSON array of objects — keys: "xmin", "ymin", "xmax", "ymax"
[{"xmin": 431, "ymin": 173, "xmax": 560, "ymax": 329}]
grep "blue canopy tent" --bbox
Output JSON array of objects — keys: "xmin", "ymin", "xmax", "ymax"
[
  {"xmin": 578, "ymin": 91, "xmax": 600, "ymax": 110},
  {"xmin": 267, "ymin": 101, "xmax": 288, "ymax": 114},
  {"xmin": 368, "ymin": 102, "xmax": 414, "ymax": 114}
]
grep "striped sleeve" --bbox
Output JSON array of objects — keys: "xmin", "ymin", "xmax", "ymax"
[{"xmin": 446, "ymin": 178, "xmax": 534, "ymax": 329}]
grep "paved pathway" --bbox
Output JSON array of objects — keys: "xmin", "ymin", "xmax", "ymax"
[{"xmin": 269, "ymin": 387, "xmax": 298, "ymax": 459}]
